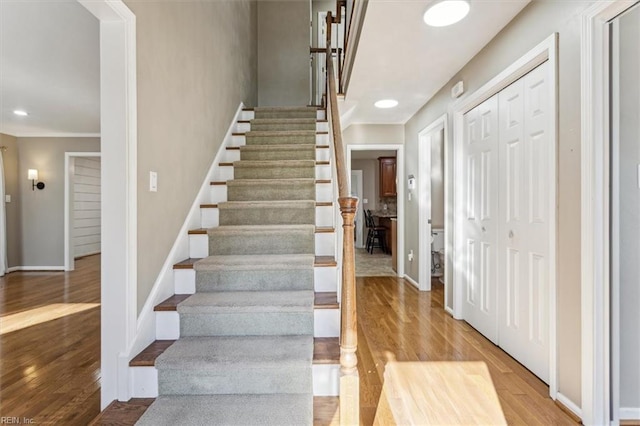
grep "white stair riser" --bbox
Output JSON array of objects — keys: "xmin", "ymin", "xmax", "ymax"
[
  {"xmin": 189, "ymin": 234, "xmax": 208, "ymax": 259},
  {"xmin": 313, "ymin": 364, "xmax": 340, "ymax": 396},
  {"xmin": 131, "ymin": 367, "xmax": 159, "ymax": 398},
  {"xmin": 190, "ymin": 232, "xmax": 335, "ymax": 258},
  {"xmin": 317, "ymin": 122, "xmax": 329, "ymax": 132},
  {"xmin": 130, "ymin": 363, "xmax": 339, "ymax": 398},
  {"xmin": 241, "ymin": 111, "xmax": 254, "ymax": 120},
  {"xmin": 173, "ymin": 266, "xmax": 337, "ymax": 295},
  {"xmin": 315, "ymin": 233, "xmax": 335, "ymax": 257},
  {"xmin": 316, "ymin": 164, "xmax": 331, "ymax": 181},
  {"xmin": 156, "ymin": 311, "xmax": 180, "ymax": 340},
  {"xmin": 216, "ymin": 166, "xmax": 233, "ymax": 181},
  {"xmin": 210, "ymin": 185, "xmax": 227, "ymax": 204},
  {"xmin": 317, "ymin": 110, "xmax": 326, "ymax": 120},
  {"xmin": 314, "ymin": 309, "xmax": 340, "ymax": 337},
  {"xmin": 225, "ymin": 150, "xmax": 241, "ymax": 162},
  {"xmin": 237, "ymin": 122, "xmax": 250, "ymax": 132},
  {"xmin": 316, "ymin": 149, "xmax": 330, "ymax": 162},
  {"xmin": 231, "ymin": 135, "xmax": 245, "ymax": 147},
  {"xmin": 316, "ymin": 206, "xmax": 334, "ymax": 227},
  {"xmin": 156, "ymin": 308, "xmax": 339, "ymax": 339},
  {"xmin": 316, "ymin": 183, "xmax": 333, "ymax": 203},
  {"xmin": 174, "ymin": 269, "xmax": 196, "ymax": 294},
  {"xmin": 314, "ymin": 267, "xmax": 338, "ymax": 292},
  {"xmin": 201, "ymin": 208, "xmax": 219, "ymax": 228}
]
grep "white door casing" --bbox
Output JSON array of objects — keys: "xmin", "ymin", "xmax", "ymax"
[
  {"xmin": 497, "ymin": 62, "xmax": 552, "ymax": 383},
  {"xmin": 351, "ymin": 170, "xmax": 364, "ymax": 248},
  {"xmin": 461, "ymin": 95, "xmax": 500, "ymax": 344}
]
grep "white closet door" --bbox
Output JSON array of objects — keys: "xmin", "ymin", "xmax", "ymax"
[
  {"xmin": 498, "ymin": 61, "xmax": 551, "ymax": 382},
  {"xmin": 461, "ymin": 95, "xmax": 499, "ymax": 343}
]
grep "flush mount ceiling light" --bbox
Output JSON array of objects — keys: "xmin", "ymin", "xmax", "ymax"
[
  {"xmin": 13, "ymin": 110, "xmax": 28, "ymax": 116},
  {"xmin": 423, "ymin": 0, "xmax": 470, "ymax": 27},
  {"xmin": 374, "ymin": 99, "xmax": 399, "ymax": 109}
]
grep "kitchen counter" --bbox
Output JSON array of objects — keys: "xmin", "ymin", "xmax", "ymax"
[{"xmin": 371, "ymin": 210, "xmax": 397, "ymax": 218}]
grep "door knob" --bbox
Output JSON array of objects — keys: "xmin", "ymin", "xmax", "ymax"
[
  {"xmin": 482, "ymin": 226, "xmax": 486, "ymax": 232},
  {"xmin": 509, "ymin": 230, "xmax": 514, "ymax": 238}
]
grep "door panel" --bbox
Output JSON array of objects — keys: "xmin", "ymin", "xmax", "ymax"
[
  {"xmin": 461, "ymin": 95, "xmax": 499, "ymax": 343},
  {"xmin": 498, "ymin": 61, "xmax": 551, "ymax": 383}
]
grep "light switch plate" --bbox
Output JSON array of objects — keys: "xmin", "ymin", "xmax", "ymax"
[
  {"xmin": 149, "ymin": 171, "xmax": 158, "ymax": 192},
  {"xmin": 363, "ymin": 198, "xmax": 368, "ymax": 204}
]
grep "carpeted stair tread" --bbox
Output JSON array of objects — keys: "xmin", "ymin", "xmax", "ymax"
[
  {"xmin": 208, "ymin": 224, "xmax": 315, "ymax": 235},
  {"xmin": 135, "ymin": 394, "xmax": 312, "ymax": 426},
  {"xmin": 249, "ymin": 118, "xmax": 317, "ymax": 132},
  {"xmin": 240, "ymin": 144, "xmax": 316, "ymax": 151},
  {"xmin": 177, "ymin": 291, "xmax": 314, "ymax": 314},
  {"xmin": 233, "ymin": 159, "xmax": 315, "ymax": 168},
  {"xmin": 218, "ymin": 200, "xmax": 315, "ymax": 210},
  {"xmin": 246, "ymin": 130, "xmax": 316, "ymax": 137},
  {"xmin": 194, "ymin": 254, "xmax": 314, "ymax": 271},
  {"xmin": 155, "ymin": 335, "xmax": 313, "ymax": 370},
  {"xmin": 250, "ymin": 118, "xmax": 316, "ymax": 124},
  {"xmin": 227, "ymin": 178, "xmax": 315, "ymax": 185}
]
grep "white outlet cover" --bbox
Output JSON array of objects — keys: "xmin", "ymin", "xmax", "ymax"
[{"xmin": 5, "ymin": 194, "xmax": 10, "ymax": 203}]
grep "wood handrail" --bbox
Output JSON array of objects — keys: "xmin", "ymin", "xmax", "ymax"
[{"xmin": 326, "ymin": 11, "xmax": 359, "ymax": 426}]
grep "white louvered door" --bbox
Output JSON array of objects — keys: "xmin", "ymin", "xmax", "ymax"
[{"xmin": 461, "ymin": 61, "xmax": 551, "ymax": 383}]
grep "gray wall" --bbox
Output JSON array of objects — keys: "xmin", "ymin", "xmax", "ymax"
[
  {"xmin": 617, "ymin": 5, "xmax": 640, "ymax": 410},
  {"xmin": 257, "ymin": 0, "xmax": 310, "ymax": 106},
  {"xmin": 351, "ymin": 159, "xmax": 378, "ymax": 212},
  {"xmin": 1, "ymin": 133, "xmax": 20, "ymax": 268},
  {"xmin": 123, "ymin": 0, "xmax": 258, "ymax": 313},
  {"xmin": 17, "ymin": 137, "xmax": 100, "ymax": 267},
  {"xmin": 343, "ymin": 124, "xmax": 404, "ymax": 146},
  {"xmin": 403, "ymin": 0, "xmax": 592, "ymax": 405}
]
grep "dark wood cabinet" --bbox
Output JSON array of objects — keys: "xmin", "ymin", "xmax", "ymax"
[{"xmin": 378, "ymin": 157, "xmax": 397, "ymax": 197}]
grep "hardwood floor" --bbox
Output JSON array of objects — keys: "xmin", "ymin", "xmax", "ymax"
[
  {"xmin": 0, "ymin": 255, "xmax": 101, "ymax": 425},
  {"xmin": 357, "ymin": 276, "xmax": 578, "ymax": 425},
  {"xmin": 0, "ymin": 261, "xmax": 578, "ymax": 425}
]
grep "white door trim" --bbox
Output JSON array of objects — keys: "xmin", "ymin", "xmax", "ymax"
[
  {"xmin": 351, "ymin": 170, "xmax": 364, "ymax": 248},
  {"xmin": 451, "ymin": 32, "xmax": 558, "ymax": 398},
  {"xmin": 418, "ymin": 114, "xmax": 449, "ymax": 299},
  {"xmin": 580, "ymin": 2, "xmax": 638, "ymax": 425},
  {"xmin": 346, "ymin": 144, "xmax": 405, "ymax": 277},
  {"xmin": 78, "ymin": 0, "xmax": 137, "ymax": 408},
  {"xmin": 64, "ymin": 152, "xmax": 102, "ymax": 272}
]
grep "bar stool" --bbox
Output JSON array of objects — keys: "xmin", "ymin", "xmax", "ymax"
[{"xmin": 365, "ymin": 210, "xmax": 388, "ymax": 254}]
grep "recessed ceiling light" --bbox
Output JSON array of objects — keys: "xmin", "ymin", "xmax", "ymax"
[
  {"xmin": 423, "ymin": 0, "xmax": 470, "ymax": 27},
  {"xmin": 13, "ymin": 110, "xmax": 28, "ymax": 116},
  {"xmin": 375, "ymin": 99, "xmax": 398, "ymax": 109}
]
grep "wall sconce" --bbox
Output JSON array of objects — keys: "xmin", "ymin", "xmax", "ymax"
[{"xmin": 28, "ymin": 169, "xmax": 45, "ymax": 190}]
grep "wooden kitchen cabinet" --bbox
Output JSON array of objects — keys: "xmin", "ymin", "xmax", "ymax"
[{"xmin": 378, "ymin": 157, "xmax": 397, "ymax": 197}]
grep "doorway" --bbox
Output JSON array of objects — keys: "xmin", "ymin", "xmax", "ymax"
[
  {"xmin": 347, "ymin": 144, "xmax": 405, "ymax": 278},
  {"xmin": 418, "ymin": 114, "xmax": 449, "ymax": 302},
  {"xmin": 350, "ymin": 169, "xmax": 364, "ymax": 248},
  {"xmin": 64, "ymin": 152, "xmax": 101, "ymax": 271}
]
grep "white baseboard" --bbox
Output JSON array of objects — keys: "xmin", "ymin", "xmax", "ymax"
[
  {"xmin": 126, "ymin": 102, "xmax": 245, "ymax": 366},
  {"xmin": 556, "ymin": 392, "xmax": 582, "ymax": 420},
  {"xmin": 7, "ymin": 266, "xmax": 65, "ymax": 272},
  {"xmin": 620, "ymin": 407, "xmax": 640, "ymax": 420},
  {"xmin": 404, "ymin": 274, "xmax": 419, "ymax": 289}
]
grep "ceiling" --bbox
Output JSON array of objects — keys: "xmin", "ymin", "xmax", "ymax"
[
  {"xmin": 343, "ymin": 0, "xmax": 530, "ymax": 125},
  {"xmin": 0, "ymin": 1, "xmax": 99, "ymax": 137}
]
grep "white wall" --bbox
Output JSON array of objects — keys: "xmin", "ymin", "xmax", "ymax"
[
  {"xmin": 403, "ymin": 0, "xmax": 593, "ymax": 406},
  {"xmin": 257, "ymin": 0, "xmax": 310, "ymax": 106},
  {"xmin": 72, "ymin": 156, "xmax": 101, "ymax": 258},
  {"xmin": 616, "ymin": 4, "xmax": 640, "ymax": 412}
]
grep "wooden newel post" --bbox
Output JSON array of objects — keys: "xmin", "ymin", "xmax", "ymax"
[{"xmin": 338, "ymin": 196, "xmax": 359, "ymax": 425}]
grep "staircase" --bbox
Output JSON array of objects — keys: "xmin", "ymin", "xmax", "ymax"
[{"xmin": 134, "ymin": 107, "xmax": 340, "ymax": 425}]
